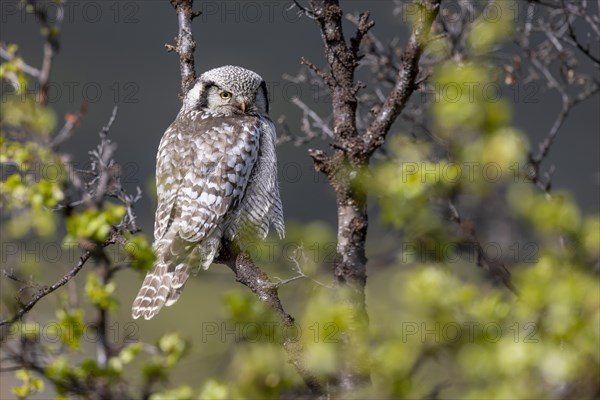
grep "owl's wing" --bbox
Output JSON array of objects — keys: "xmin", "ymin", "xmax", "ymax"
[
  {"xmin": 225, "ymin": 115, "xmax": 285, "ymax": 241},
  {"xmin": 153, "ymin": 123, "xmax": 184, "ymax": 241},
  {"xmin": 153, "ymin": 116, "xmax": 260, "ymax": 244},
  {"xmin": 259, "ymin": 116, "xmax": 285, "ymax": 238},
  {"xmin": 133, "ymin": 115, "xmax": 260, "ymax": 320},
  {"xmin": 176, "ymin": 117, "xmax": 260, "ymax": 244}
]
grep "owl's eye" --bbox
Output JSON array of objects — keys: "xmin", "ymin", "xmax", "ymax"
[{"xmin": 220, "ymin": 91, "xmax": 232, "ymax": 100}]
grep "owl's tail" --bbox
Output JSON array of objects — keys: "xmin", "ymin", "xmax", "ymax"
[
  {"xmin": 131, "ymin": 234, "xmax": 222, "ymax": 320},
  {"xmin": 131, "ymin": 237, "xmax": 198, "ymax": 320},
  {"xmin": 131, "ymin": 261, "xmax": 173, "ymax": 320}
]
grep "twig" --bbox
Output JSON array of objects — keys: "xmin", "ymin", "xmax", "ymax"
[
  {"xmin": 86, "ymin": 106, "xmax": 119, "ymax": 206},
  {"xmin": 0, "ymin": 251, "xmax": 92, "ymax": 327},
  {"xmin": 448, "ymin": 200, "xmax": 517, "ymax": 294},
  {"xmin": 528, "ymin": 65, "xmax": 599, "ymax": 192},
  {"xmin": 50, "ymin": 107, "xmax": 85, "ymax": 148},
  {"xmin": 0, "ymin": 46, "xmax": 40, "ymax": 77},
  {"xmin": 94, "ymin": 250, "xmax": 112, "ymax": 375},
  {"xmin": 350, "ymin": 12, "xmax": 375, "ymax": 60},
  {"xmin": 291, "ymin": 0, "xmax": 318, "ymax": 19},
  {"xmin": 273, "ymin": 245, "xmax": 333, "ymax": 289},
  {"xmin": 291, "ymin": 96, "xmax": 334, "ymax": 139}
]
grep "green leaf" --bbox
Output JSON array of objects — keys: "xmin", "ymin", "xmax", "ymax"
[
  {"xmin": 124, "ymin": 233, "xmax": 156, "ymax": 273},
  {"xmin": 65, "ymin": 203, "xmax": 126, "ymax": 242},
  {"xmin": 56, "ymin": 308, "xmax": 84, "ymax": 350},
  {"xmin": 84, "ymin": 273, "xmax": 118, "ymax": 310},
  {"xmin": 12, "ymin": 368, "xmax": 44, "ymax": 399}
]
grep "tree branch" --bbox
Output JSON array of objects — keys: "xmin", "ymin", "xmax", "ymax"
[
  {"xmin": 448, "ymin": 200, "xmax": 517, "ymax": 294},
  {"xmin": 26, "ymin": 0, "xmax": 63, "ymax": 105},
  {"xmin": 309, "ymin": 0, "xmax": 370, "ymax": 147},
  {"xmin": 364, "ymin": 0, "xmax": 441, "ymax": 157},
  {"xmin": 0, "ymin": 251, "xmax": 91, "ymax": 327},
  {"xmin": 215, "ymin": 242, "xmax": 326, "ymax": 397},
  {"xmin": 526, "ymin": 48, "xmax": 600, "ymax": 192},
  {"xmin": 168, "ymin": 0, "xmax": 199, "ymax": 97}
]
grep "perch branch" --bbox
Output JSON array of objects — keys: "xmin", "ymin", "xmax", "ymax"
[{"xmin": 216, "ymin": 242, "xmax": 326, "ymax": 397}]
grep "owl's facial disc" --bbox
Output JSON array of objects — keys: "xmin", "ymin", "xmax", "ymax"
[
  {"xmin": 183, "ymin": 66, "xmax": 269, "ymax": 114},
  {"xmin": 222, "ymin": 91, "xmax": 252, "ymax": 113}
]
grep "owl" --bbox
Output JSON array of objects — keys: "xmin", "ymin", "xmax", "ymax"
[{"xmin": 132, "ymin": 66, "xmax": 285, "ymax": 320}]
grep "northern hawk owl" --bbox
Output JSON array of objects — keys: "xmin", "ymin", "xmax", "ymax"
[{"xmin": 132, "ymin": 66, "xmax": 285, "ymax": 320}]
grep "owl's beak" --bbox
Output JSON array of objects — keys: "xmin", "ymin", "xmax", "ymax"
[{"xmin": 239, "ymin": 100, "xmax": 247, "ymax": 113}]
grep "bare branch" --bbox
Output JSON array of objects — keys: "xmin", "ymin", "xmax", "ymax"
[
  {"xmin": 350, "ymin": 12, "xmax": 375, "ymax": 60},
  {"xmin": 300, "ymin": 56, "xmax": 331, "ymax": 82},
  {"xmin": 168, "ymin": 0, "xmax": 200, "ymax": 97},
  {"xmin": 88, "ymin": 106, "xmax": 119, "ymax": 205},
  {"xmin": 50, "ymin": 105, "xmax": 86, "ymax": 149},
  {"xmin": 26, "ymin": 0, "xmax": 63, "ymax": 105},
  {"xmin": 0, "ymin": 251, "xmax": 92, "ymax": 327},
  {"xmin": 364, "ymin": 0, "xmax": 441, "ymax": 157},
  {"xmin": 273, "ymin": 246, "xmax": 333, "ymax": 289},
  {"xmin": 291, "ymin": 96, "xmax": 334, "ymax": 139},
  {"xmin": 291, "ymin": 0, "xmax": 318, "ymax": 19},
  {"xmin": 309, "ymin": 0, "xmax": 362, "ymax": 145},
  {"xmin": 529, "ymin": 83, "xmax": 599, "ymax": 191}
]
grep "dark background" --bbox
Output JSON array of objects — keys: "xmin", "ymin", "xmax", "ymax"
[{"xmin": 2, "ymin": 0, "xmax": 598, "ymax": 233}]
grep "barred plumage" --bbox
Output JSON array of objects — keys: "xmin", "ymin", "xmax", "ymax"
[{"xmin": 132, "ymin": 66, "xmax": 284, "ymax": 320}]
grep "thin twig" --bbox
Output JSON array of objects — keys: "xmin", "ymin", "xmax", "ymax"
[
  {"xmin": 0, "ymin": 46, "xmax": 40, "ymax": 77},
  {"xmin": 448, "ymin": 200, "xmax": 518, "ymax": 294},
  {"xmin": 0, "ymin": 251, "xmax": 92, "ymax": 327}
]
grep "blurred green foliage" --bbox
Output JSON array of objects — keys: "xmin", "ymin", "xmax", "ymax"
[
  {"xmin": 1, "ymin": 96, "xmax": 57, "ymax": 136},
  {"xmin": 84, "ymin": 273, "xmax": 118, "ymax": 311},
  {"xmin": 0, "ymin": 137, "xmax": 65, "ymax": 238},
  {"xmin": 124, "ymin": 232, "xmax": 156, "ymax": 273},
  {"xmin": 11, "ymin": 369, "xmax": 44, "ymax": 400},
  {"xmin": 64, "ymin": 203, "xmax": 126, "ymax": 243},
  {"xmin": 467, "ymin": 1, "xmax": 515, "ymax": 54}
]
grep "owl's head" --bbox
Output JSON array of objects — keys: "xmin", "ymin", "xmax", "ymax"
[{"xmin": 183, "ymin": 65, "xmax": 269, "ymax": 115}]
